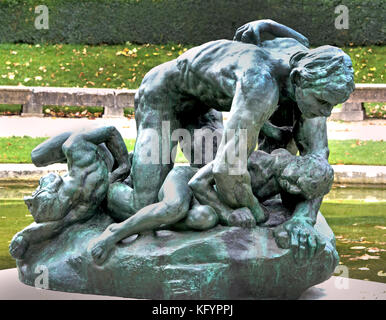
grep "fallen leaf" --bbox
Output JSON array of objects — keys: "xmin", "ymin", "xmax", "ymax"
[
  {"xmin": 377, "ymin": 271, "xmax": 386, "ymax": 277},
  {"xmin": 367, "ymin": 247, "xmax": 380, "ymax": 253},
  {"xmin": 358, "ymin": 254, "xmax": 380, "ymax": 260},
  {"xmin": 358, "ymin": 267, "xmax": 369, "ymax": 271},
  {"xmin": 375, "ymin": 226, "xmax": 386, "ymax": 230},
  {"xmin": 350, "ymin": 246, "xmax": 366, "ymax": 250}
]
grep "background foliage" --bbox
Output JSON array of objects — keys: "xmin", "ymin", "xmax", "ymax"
[{"xmin": 0, "ymin": 0, "xmax": 384, "ymax": 46}]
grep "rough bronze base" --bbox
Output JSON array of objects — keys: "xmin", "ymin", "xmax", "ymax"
[{"xmin": 16, "ymin": 211, "xmax": 338, "ymax": 300}]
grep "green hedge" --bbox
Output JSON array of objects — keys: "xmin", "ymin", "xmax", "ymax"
[{"xmin": 0, "ymin": 0, "xmax": 384, "ymax": 46}]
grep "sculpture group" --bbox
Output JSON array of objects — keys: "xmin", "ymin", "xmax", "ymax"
[{"xmin": 10, "ymin": 20, "xmax": 355, "ymax": 299}]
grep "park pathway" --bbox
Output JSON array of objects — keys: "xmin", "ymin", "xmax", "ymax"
[{"xmin": 0, "ymin": 115, "xmax": 385, "ymax": 140}]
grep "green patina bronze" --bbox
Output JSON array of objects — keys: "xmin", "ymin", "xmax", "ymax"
[{"xmin": 10, "ymin": 20, "xmax": 354, "ymax": 299}]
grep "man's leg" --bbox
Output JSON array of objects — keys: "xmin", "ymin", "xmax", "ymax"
[
  {"xmin": 179, "ymin": 107, "xmax": 224, "ymax": 168},
  {"xmin": 106, "ymin": 62, "xmax": 183, "ymax": 217}
]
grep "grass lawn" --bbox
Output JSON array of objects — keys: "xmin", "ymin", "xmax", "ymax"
[
  {"xmin": 1, "ymin": 198, "xmax": 385, "ymax": 284},
  {"xmin": 0, "ymin": 43, "xmax": 191, "ymax": 89},
  {"xmin": 0, "ymin": 43, "xmax": 384, "ymax": 118},
  {"xmin": 328, "ymin": 140, "xmax": 386, "ymax": 165},
  {"xmin": 0, "ymin": 137, "xmax": 385, "ymax": 165},
  {"xmin": 0, "ymin": 200, "xmax": 33, "ymax": 270},
  {"xmin": 0, "ymin": 43, "xmax": 384, "ymax": 89}
]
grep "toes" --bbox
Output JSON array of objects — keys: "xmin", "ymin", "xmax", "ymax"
[
  {"xmin": 91, "ymin": 245, "xmax": 103, "ymax": 259},
  {"xmin": 274, "ymin": 230, "xmax": 290, "ymax": 249},
  {"xmin": 246, "ymin": 218, "xmax": 255, "ymax": 228},
  {"xmin": 290, "ymin": 230, "xmax": 299, "ymax": 263},
  {"xmin": 297, "ymin": 232, "xmax": 308, "ymax": 264},
  {"xmin": 316, "ymin": 237, "xmax": 327, "ymax": 256},
  {"xmin": 308, "ymin": 234, "xmax": 317, "ymax": 259}
]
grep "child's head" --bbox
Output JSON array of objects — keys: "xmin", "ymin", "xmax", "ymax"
[
  {"xmin": 24, "ymin": 172, "xmax": 65, "ymax": 222},
  {"xmin": 290, "ymin": 45, "xmax": 354, "ymax": 118},
  {"xmin": 277, "ymin": 153, "xmax": 334, "ymax": 200}
]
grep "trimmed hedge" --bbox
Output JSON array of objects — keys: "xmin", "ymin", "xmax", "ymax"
[{"xmin": 0, "ymin": 0, "xmax": 384, "ymax": 46}]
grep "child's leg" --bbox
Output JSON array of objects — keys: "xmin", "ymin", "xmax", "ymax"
[
  {"xmin": 90, "ymin": 166, "xmax": 196, "ymax": 265},
  {"xmin": 169, "ymin": 197, "xmax": 218, "ymax": 231}
]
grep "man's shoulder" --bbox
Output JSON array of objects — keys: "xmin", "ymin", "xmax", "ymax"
[{"xmin": 177, "ymin": 39, "xmax": 263, "ymax": 67}]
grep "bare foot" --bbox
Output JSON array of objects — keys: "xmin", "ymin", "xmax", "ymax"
[
  {"xmin": 250, "ymin": 203, "xmax": 268, "ymax": 224},
  {"xmin": 227, "ymin": 208, "xmax": 256, "ymax": 228},
  {"xmin": 89, "ymin": 224, "xmax": 118, "ymax": 265}
]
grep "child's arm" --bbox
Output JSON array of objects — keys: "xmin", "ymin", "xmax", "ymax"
[
  {"xmin": 10, "ymin": 206, "xmax": 90, "ymax": 260},
  {"xmin": 31, "ymin": 131, "xmax": 72, "ymax": 166}
]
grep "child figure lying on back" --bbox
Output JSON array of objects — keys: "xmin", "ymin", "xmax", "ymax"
[{"xmin": 9, "ymin": 126, "xmax": 131, "ymax": 259}]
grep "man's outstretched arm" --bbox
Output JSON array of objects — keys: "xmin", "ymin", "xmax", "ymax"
[
  {"xmin": 273, "ymin": 116, "xmax": 331, "ymax": 262},
  {"xmin": 234, "ymin": 19, "xmax": 309, "ymax": 48},
  {"xmin": 294, "ymin": 116, "xmax": 330, "ymax": 159},
  {"xmin": 208, "ymin": 80, "xmax": 278, "ymax": 224}
]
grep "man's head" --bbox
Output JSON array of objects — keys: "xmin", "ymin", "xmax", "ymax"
[
  {"xmin": 24, "ymin": 173, "xmax": 65, "ymax": 223},
  {"xmin": 277, "ymin": 154, "xmax": 334, "ymax": 200},
  {"xmin": 289, "ymin": 45, "xmax": 354, "ymax": 118}
]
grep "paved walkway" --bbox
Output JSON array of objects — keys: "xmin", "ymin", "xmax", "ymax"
[
  {"xmin": 0, "ymin": 116, "xmax": 137, "ymax": 139},
  {"xmin": 0, "ymin": 115, "xmax": 385, "ymax": 140},
  {"xmin": 1, "ymin": 268, "xmax": 385, "ymax": 300}
]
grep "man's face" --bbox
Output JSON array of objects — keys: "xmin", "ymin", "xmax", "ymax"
[{"xmin": 295, "ymin": 87, "xmax": 334, "ymax": 118}]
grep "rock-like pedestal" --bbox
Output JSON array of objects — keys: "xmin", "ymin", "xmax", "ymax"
[{"xmin": 16, "ymin": 212, "xmax": 338, "ymax": 300}]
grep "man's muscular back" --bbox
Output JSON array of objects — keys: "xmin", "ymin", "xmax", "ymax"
[{"xmin": 176, "ymin": 40, "xmax": 274, "ymax": 111}]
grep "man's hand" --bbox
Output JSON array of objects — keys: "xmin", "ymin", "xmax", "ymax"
[
  {"xmin": 109, "ymin": 151, "xmax": 133, "ymax": 184},
  {"xmin": 227, "ymin": 207, "xmax": 256, "ymax": 228},
  {"xmin": 273, "ymin": 217, "xmax": 326, "ymax": 265},
  {"xmin": 234, "ymin": 21, "xmax": 262, "ymax": 45},
  {"xmin": 234, "ymin": 20, "xmax": 310, "ymax": 48},
  {"xmin": 109, "ymin": 163, "xmax": 131, "ymax": 184}
]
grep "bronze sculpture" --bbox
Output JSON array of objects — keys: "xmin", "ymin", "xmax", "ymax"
[{"xmin": 10, "ymin": 20, "xmax": 354, "ymax": 299}]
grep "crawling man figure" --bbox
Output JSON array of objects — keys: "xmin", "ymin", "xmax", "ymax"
[{"xmin": 9, "ymin": 126, "xmax": 130, "ymax": 260}]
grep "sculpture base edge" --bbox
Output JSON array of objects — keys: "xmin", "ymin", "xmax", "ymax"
[{"xmin": 16, "ymin": 211, "xmax": 338, "ymax": 300}]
